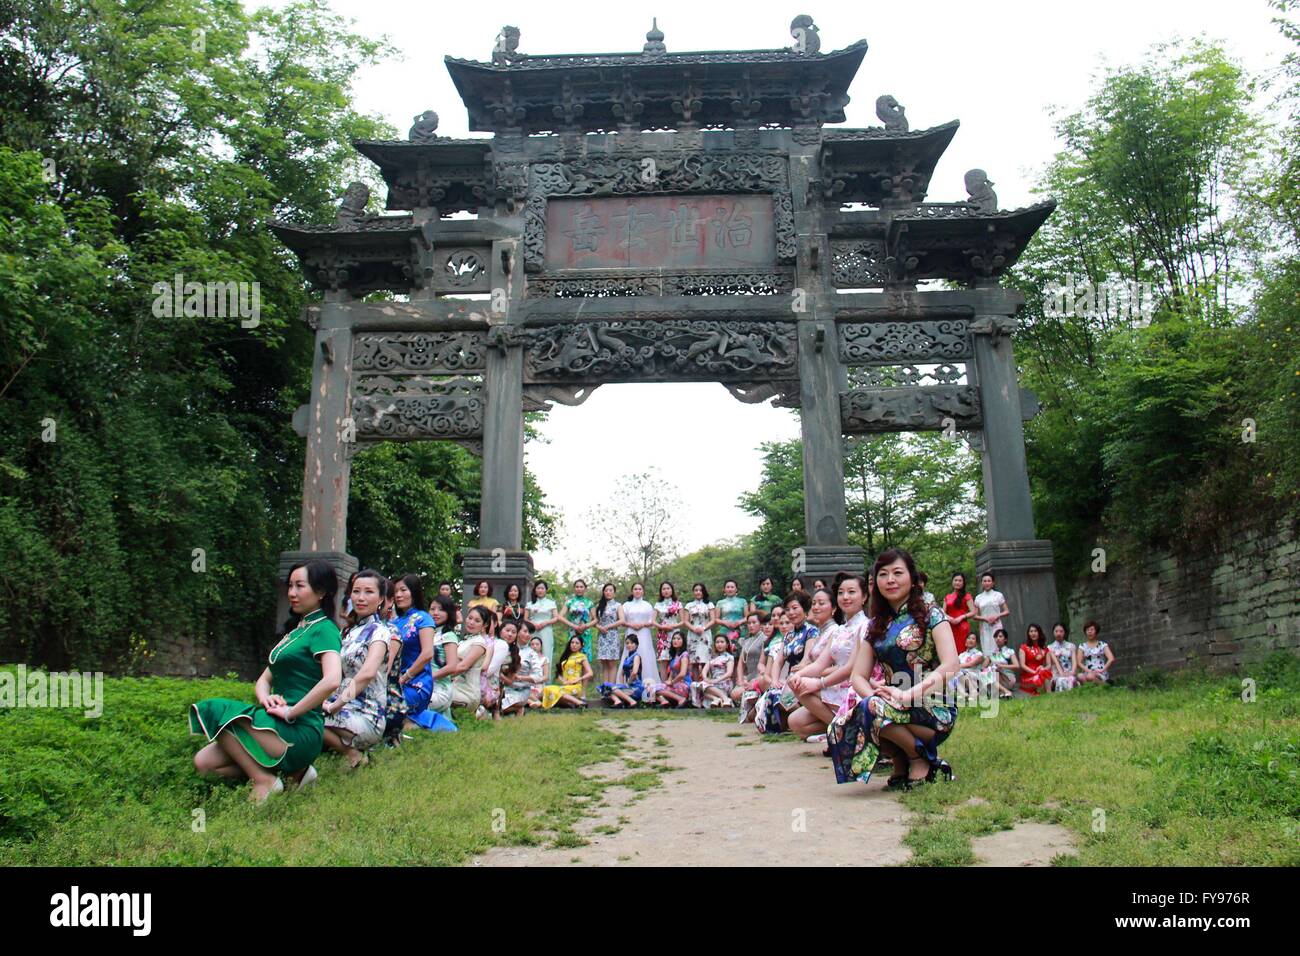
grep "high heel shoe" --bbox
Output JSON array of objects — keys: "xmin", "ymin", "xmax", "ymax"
[{"xmin": 926, "ymin": 759, "xmax": 955, "ymax": 783}]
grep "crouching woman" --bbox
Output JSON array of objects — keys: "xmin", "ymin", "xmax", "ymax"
[
  {"xmin": 190, "ymin": 560, "xmax": 343, "ymax": 801},
  {"xmin": 826, "ymin": 549, "xmax": 960, "ymax": 790}
]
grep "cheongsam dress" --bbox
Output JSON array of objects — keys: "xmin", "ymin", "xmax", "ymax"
[
  {"xmin": 1020, "ymin": 643, "xmax": 1052, "ymax": 695},
  {"xmin": 1049, "ymin": 639, "xmax": 1077, "ymax": 691},
  {"xmin": 654, "ymin": 599, "xmax": 683, "ymax": 660},
  {"xmin": 325, "ymin": 614, "xmax": 393, "ymax": 750},
  {"xmin": 189, "ymin": 608, "xmax": 341, "ymax": 774},
  {"xmin": 1079, "ymin": 640, "xmax": 1111, "ymax": 681},
  {"xmin": 827, "ymin": 605, "xmax": 957, "ymax": 785},
  {"xmin": 596, "ymin": 599, "xmax": 624, "ymax": 661},
  {"xmin": 685, "ymin": 599, "xmax": 715, "ymax": 664},
  {"xmin": 565, "ymin": 596, "xmax": 596, "ymax": 661},
  {"xmin": 715, "ymin": 595, "xmax": 749, "ymax": 654},
  {"xmin": 598, "ymin": 652, "xmax": 645, "ymax": 702}
]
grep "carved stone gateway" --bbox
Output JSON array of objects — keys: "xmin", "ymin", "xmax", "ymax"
[{"xmin": 272, "ymin": 19, "xmax": 1061, "ymax": 641}]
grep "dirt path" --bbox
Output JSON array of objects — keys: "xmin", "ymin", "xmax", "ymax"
[{"xmin": 474, "ymin": 717, "xmax": 914, "ymax": 867}]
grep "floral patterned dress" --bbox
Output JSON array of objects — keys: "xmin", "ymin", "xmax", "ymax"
[
  {"xmin": 324, "ymin": 614, "xmax": 393, "ymax": 751},
  {"xmin": 827, "ymin": 605, "xmax": 957, "ymax": 786},
  {"xmin": 564, "ymin": 595, "xmax": 596, "ymax": 661},
  {"xmin": 598, "ymin": 651, "xmax": 645, "ymax": 702},
  {"xmin": 685, "ymin": 599, "xmax": 715, "ymax": 663},
  {"xmin": 654, "ymin": 599, "xmax": 684, "ymax": 660},
  {"xmin": 596, "ymin": 599, "xmax": 623, "ymax": 661},
  {"xmin": 1079, "ymin": 640, "xmax": 1111, "ymax": 681},
  {"xmin": 541, "ymin": 652, "xmax": 589, "ymax": 709},
  {"xmin": 715, "ymin": 595, "xmax": 749, "ymax": 654},
  {"xmin": 1049, "ymin": 639, "xmax": 1077, "ymax": 691}
]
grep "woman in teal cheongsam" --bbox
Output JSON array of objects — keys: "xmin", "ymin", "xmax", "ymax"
[{"xmin": 560, "ymin": 579, "xmax": 597, "ymax": 661}]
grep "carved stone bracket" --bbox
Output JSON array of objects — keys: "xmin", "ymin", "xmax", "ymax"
[
  {"xmin": 839, "ymin": 320, "xmax": 973, "ymax": 364},
  {"xmin": 969, "ymin": 314, "xmax": 1018, "ymax": 340},
  {"xmin": 841, "ymin": 385, "xmax": 981, "ymax": 433},
  {"xmin": 522, "ymin": 153, "xmax": 795, "ymax": 271},
  {"xmin": 724, "ymin": 381, "xmax": 801, "ymax": 407},
  {"xmin": 521, "ymin": 383, "xmax": 602, "ymax": 411},
  {"xmin": 520, "ymin": 319, "xmax": 798, "ymax": 383}
]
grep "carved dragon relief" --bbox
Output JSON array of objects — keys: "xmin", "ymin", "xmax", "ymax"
[{"xmin": 519, "ymin": 319, "xmax": 799, "ymax": 383}]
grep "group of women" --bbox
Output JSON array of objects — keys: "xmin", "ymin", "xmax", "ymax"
[{"xmin": 189, "ymin": 556, "xmax": 1113, "ymax": 801}]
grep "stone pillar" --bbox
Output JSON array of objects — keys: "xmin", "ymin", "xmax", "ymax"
[
  {"xmin": 279, "ymin": 292, "xmax": 359, "ymax": 627},
  {"xmin": 970, "ymin": 312, "xmax": 1058, "ymax": 643},
  {"xmin": 464, "ymin": 236, "xmax": 533, "ymax": 601},
  {"xmin": 789, "ymin": 136, "xmax": 864, "ymax": 582}
]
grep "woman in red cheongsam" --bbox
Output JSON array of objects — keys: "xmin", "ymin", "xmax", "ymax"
[
  {"xmin": 943, "ymin": 572, "xmax": 975, "ymax": 657},
  {"xmin": 1018, "ymin": 623, "xmax": 1053, "ymax": 695}
]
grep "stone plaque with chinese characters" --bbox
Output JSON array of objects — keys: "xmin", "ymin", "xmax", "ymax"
[{"xmin": 544, "ymin": 195, "xmax": 776, "ymax": 271}]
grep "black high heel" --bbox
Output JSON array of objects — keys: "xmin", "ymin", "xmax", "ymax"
[{"xmin": 926, "ymin": 759, "xmax": 955, "ymax": 783}]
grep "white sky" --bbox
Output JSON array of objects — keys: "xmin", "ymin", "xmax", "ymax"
[{"xmin": 289, "ymin": 0, "xmax": 1292, "ymax": 571}]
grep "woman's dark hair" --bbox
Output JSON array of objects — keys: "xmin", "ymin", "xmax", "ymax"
[
  {"xmin": 504, "ymin": 582, "xmax": 522, "ymax": 603},
  {"xmin": 950, "ymin": 572, "xmax": 968, "ymax": 598},
  {"xmin": 866, "ymin": 549, "xmax": 928, "ymax": 645},
  {"xmin": 832, "ymin": 574, "xmax": 869, "ymax": 626},
  {"xmin": 597, "ymin": 581, "xmax": 616, "ymax": 620},
  {"xmin": 1084, "ymin": 620, "xmax": 1101, "ymax": 636},
  {"xmin": 1025, "ymin": 623, "xmax": 1047, "ymax": 649},
  {"xmin": 344, "ymin": 568, "xmax": 387, "ymax": 631},
  {"xmin": 993, "ymin": 627, "xmax": 1008, "ymax": 642},
  {"xmin": 396, "ymin": 573, "xmax": 426, "ymax": 616},
  {"xmin": 474, "ymin": 579, "xmax": 491, "ymax": 598},
  {"xmin": 283, "ymin": 560, "xmax": 339, "ymax": 635},
  {"xmin": 517, "ymin": 618, "xmax": 535, "ymax": 635},
  {"xmin": 692, "ymin": 581, "xmax": 710, "ymax": 602},
  {"xmin": 668, "ymin": 631, "xmax": 687, "ymax": 660},
  {"xmin": 790, "ymin": 577, "xmax": 805, "ymax": 592},
  {"xmin": 811, "ymin": 587, "xmax": 839, "ymax": 626},
  {"xmin": 723, "ymin": 578, "xmax": 738, "ymax": 589},
  {"xmin": 1052, "ymin": 621, "xmax": 1068, "ymax": 636},
  {"xmin": 466, "ymin": 605, "xmax": 495, "ymax": 633},
  {"xmin": 432, "ymin": 595, "xmax": 459, "ymax": 631},
  {"xmin": 624, "ymin": 633, "xmax": 640, "ymax": 648},
  {"xmin": 658, "ymin": 580, "xmax": 676, "ymax": 601},
  {"xmin": 573, "ymin": 578, "xmax": 587, "ymax": 589},
  {"xmin": 981, "ymin": 571, "xmax": 996, "ymax": 584},
  {"xmin": 498, "ymin": 622, "xmax": 522, "ymax": 674},
  {"xmin": 758, "ymin": 576, "xmax": 774, "ymax": 590},
  {"xmin": 750, "ymin": 609, "xmax": 770, "ymax": 625},
  {"xmin": 556, "ymin": 633, "xmax": 584, "ymax": 674},
  {"xmin": 532, "ymin": 579, "xmax": 549, "ymax": 599},
  {"xmin": 783, "ymin": 590, "xmax": 812, "ymax": 612}
]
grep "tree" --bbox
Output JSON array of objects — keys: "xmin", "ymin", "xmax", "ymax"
[{"xmin": 587, "ymin": 470, "xmax": 683, "ymax": 586}]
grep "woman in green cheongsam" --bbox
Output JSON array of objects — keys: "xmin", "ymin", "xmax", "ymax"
[
  {"xmin": 191, "ymin": 560, "xmax": 343, "ymax": 801},
  {"xmin": 560, "ymin": 578, "xmax": 597, "ymax": 661}
]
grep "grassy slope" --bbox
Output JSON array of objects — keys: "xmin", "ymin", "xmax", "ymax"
[
  {"xmin": 898, "ymin": 654, "xmax": 1300, "ymax": 866},
  {"xmin": 1, "ymin": 655, "xmax": 1296, "ymax": 865}
]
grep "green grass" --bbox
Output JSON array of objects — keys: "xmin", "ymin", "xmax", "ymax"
[
  {"xmin": 4, "ymin": 655, "xmax": 1298, "ymax": 866},
  {"xmin": 0, "ymin": 668, "xmax": 625, "ymax": 865},
  {"xmin": 897, "ymin": 652, "xmax": 1300, "ymax": 866}
]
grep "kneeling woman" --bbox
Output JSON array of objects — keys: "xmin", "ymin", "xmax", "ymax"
[
  {"xmin": 323, "ymin": 569, "xmax": 395, "ymax": 768},
  {"xmin": 541, "ymin": 635, "xmax": 592, "ymax": 709},
  {"xmin": 827, "ymin": 549, "xmax": 960, "ymax": 789},
  {"xmin": 787, "ymin": 585, "xmax": 863, "ymax": 740},
  {"xmin": 599, "ymin": 635, "xmax": 646, "ymax": 708},
  {"xmin": 190, "ymin": 560, "xmax": 343, "ymax": 801},
  {"xmin": 1018, "ymin": 624, "xmax": 1053, "ymax": 696}
]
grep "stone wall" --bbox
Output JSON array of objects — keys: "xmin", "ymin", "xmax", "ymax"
[{"xmin": 1066, "ymin": 521, "xmax": 1300, "ymax": 676}]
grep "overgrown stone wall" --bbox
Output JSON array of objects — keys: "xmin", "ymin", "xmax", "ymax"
[{"xmin": 1066, "ymin": 521, "xmax": 1300, "ymax": 676}]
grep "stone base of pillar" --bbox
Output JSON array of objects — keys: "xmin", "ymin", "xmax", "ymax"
[
  {"xmin": 795, "ymin": 544, "xmax": 866, "ymax": 584},
  {"xmin": 276, "ymin": 549, "xmax": 359, "ymax": 629},
  {"xmin": 976, "ymin": 539, "xmax": 1059, "ymax": 647},
  {"xmin": 460, "ymin": 549, "xmax": 535, "ymax": 606}
]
